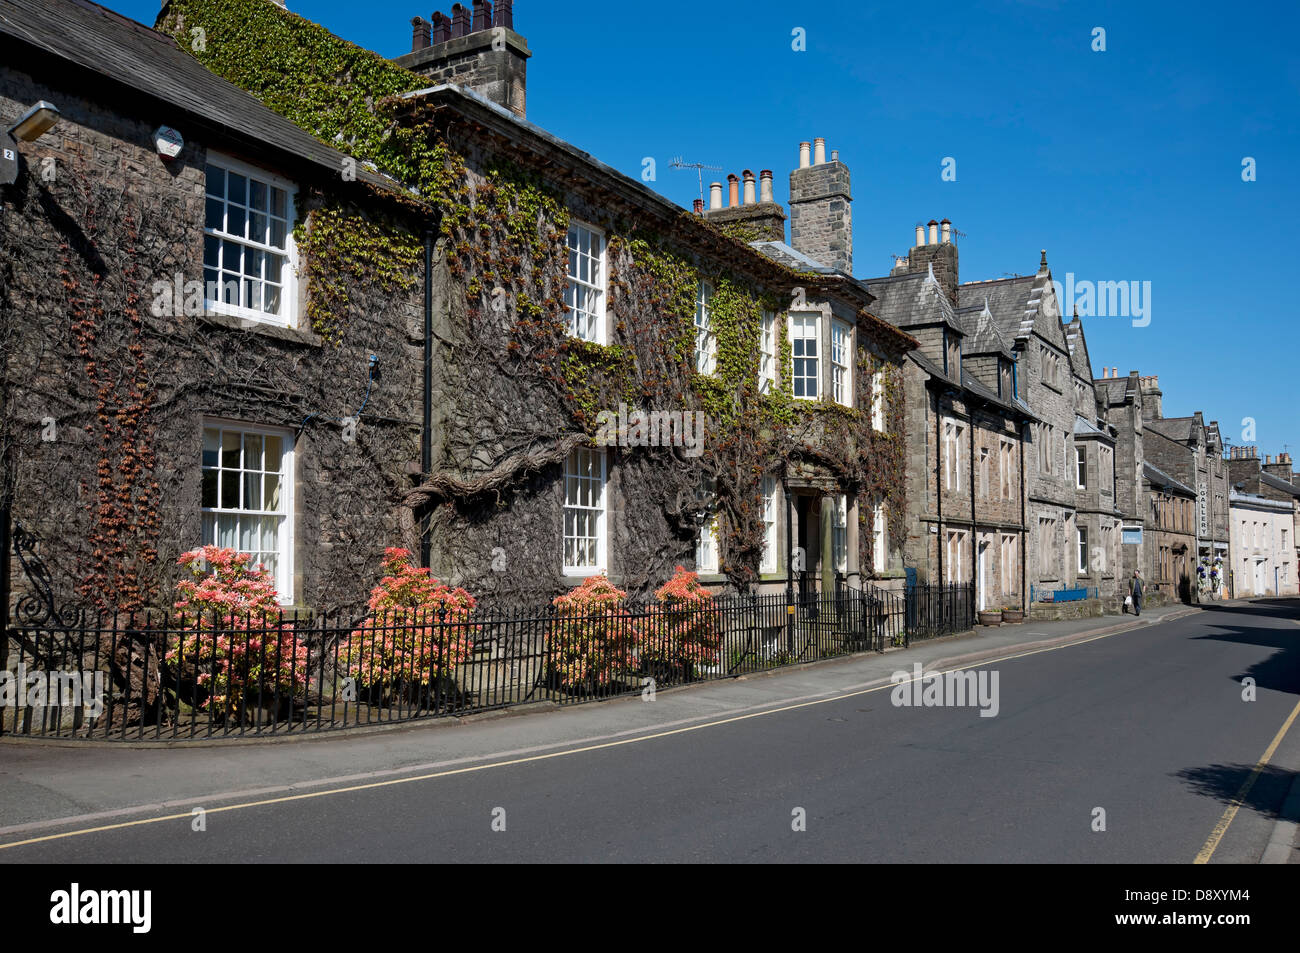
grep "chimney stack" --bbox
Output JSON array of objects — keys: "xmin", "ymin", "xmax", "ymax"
[
  {"xmin": 789, "ymin": 138, "xmax": 852, "ymax": 272},
  {"xmin": 703, "ymin": 166, "xmax": 787, "ymax": 242},
  {"xmin": 411, "ymin": 16, "xmax": 431, "ymax": 50},
  {"xmin": 393, "ymin": 4, "xmax": 531, "ymax": 117},
  {"xmin": 900, "ymin": 217, "xmax": 960, "ymax": 304}
]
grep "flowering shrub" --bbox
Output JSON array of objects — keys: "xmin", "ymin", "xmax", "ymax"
[
  {"xmin": 642, "ymin": 566, "xmax": 722, "ymax": 679},
  {"xmin": 166, "ymin": 546, "xmax": 308, "ymax": 716},
  {"xmin": 549, "ymin": 575, "xmax": 641, "ymax": 691},
  {"xmin": 345, "ymin": 548, "xmax": 476, "ymax": 704}
]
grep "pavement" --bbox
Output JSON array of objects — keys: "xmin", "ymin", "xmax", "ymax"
[{"xmin": 0, "ymin": 596, "xmax": 1296, "ymax": 863}]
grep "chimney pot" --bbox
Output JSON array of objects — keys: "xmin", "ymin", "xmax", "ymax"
[
  {"xmin": 709, "ymin": 181, "xmax": 723, "ymax": 211},
  {"xmin": 431, "ymin": 11, "xmax": 451, "ymax": 43},
  {"xmin": 411, "ymin": 16, "xmax": 431, "ymax": 51},
  {"xmin": 940, "ymin": 218, "xmax": 951, "ymax": 244},
  {"xmin": 915, "ymin": 225, "xmax": 925, "ymax": 247},
  {"xmin": 450, "ymin": 3, "xmax": 470, "ymax": 38},
  {"xmin": 492, "ymin": 0, "xmax": 513, "ymax": 28},
  {"xmin": 693, "ymin": 198, "xmax": 704, "ymax": 215},
  {"xmin": 831, "ymin": 149, "xmax": 839, "ymax": 162},
  {"xmin": 742, "ymin": 169, "xmax": 756, "ymax": 205},
  {"xmin": 727, "ymin": 173, "xmax": 739, "ymax": 209},
  {"xmin": 472, "ymin": 0, "xmax": 492, "ymax": 32},
  {"xmin": 799, "ymin": 141, "xmax": 811, "ymax": 169},
  {"xmin": 813, "ymin": 137, "xmax": 826, "ymax": 165},
  {"xmin": 928, "ymin": 219, "xmax": 938, "ymax": 245},
  {"xmin": 759, "ymin": 169, "xmax": 774, "ymax": 203}
]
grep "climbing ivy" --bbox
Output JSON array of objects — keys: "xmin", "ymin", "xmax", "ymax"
[{"xmin": 157, "ymin": 0, "xmax": 910, "ymax": 591}]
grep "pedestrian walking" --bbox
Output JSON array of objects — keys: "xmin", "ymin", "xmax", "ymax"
[{"xmin": 1129, "ymin": 569, "xmax": 1144, "ymax": 617}]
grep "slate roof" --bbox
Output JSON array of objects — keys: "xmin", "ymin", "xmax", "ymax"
[
  {"xmin": 1063, "ymin": 318, "xmax": 1095, "ymax": 380},
  {"xmin": 0, "ymin": 0, "xmax": 401, "ymax": 194},
  {"xmin": 1144, "ymin": 462, "xmax": 1195, "ymax": 497},
  {"xmin": 1146, "ymin": 416, "xmax": 1197, "ymax": 443},
  {"xmin": 1073, "ymin": 415, "xmax": 1111, "ymax": 439},
  {"xmin": 955, "ymin": 300, "xmax": 1015, "ymax": 358},
  {"xmin": 1095, "ymin": 375, "xmax": 1134, "ymax": 406},
  {"xmin": 960, "ymin": 265, "xmax": 1071, "ymax": 360},
  {"xmin": 1261, "ymin": 472, "xmax": 1300, "ymax": 497},
  {"xmin": 863, "ymin": 269, "xmax": 962, "ymax": 332}
]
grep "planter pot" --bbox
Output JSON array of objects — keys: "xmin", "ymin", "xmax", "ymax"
[
  {"xmin": 978, "ymin": 610, "xmax": 1003, "ymax": 626},
  {"xmin": 1000, "ymin": 610, "xmax": 1024, "ymax": 624}
]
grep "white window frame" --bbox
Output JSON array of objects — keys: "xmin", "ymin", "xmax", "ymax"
[
  {"xmin": 873, "ymin": 500, "xmax": 887, "ymax": 574},
  {"xmin": 1001, "ymin": 533, "xmax": 1016, "ymax": 595},
  {"xmin": 1077, "ymin": 526, "xmax": 1089, "ymax": 574},
  {"xmin": 201, "ymin": 419, "xmax": 295, "ymax": 604},
  {"xmin": 788, "ymin": 312, "xmax": 820, "ymax": 400},
  {"xmin": 759, "ymin": 309, "xmax": 777, "ymax": 394},
  {"xmin": 563, "ymin": 447, "xmax": 607, "ymax": 575},
  {"xmin": 565, "ymin": 221, "xmax": 606, "ymax": 344},
  {"xmin": 1076, "ymin": 446, "xmax": 1087, "ymax": 489},
  {"xmin": 946, "ymin": 530, "xmax": 966, "ymax": 584},
  {"xmin": 696, "ymin": 514, "xmax": 719, "ymax": 574},
  {"xmin": 830, "ymin": 318, "xmax": 852, "ymax": 407},
  {"xmin": 871, "ymin": 368, "xmax": 885, "ymax": 431},
  {"xmin": 694, "ymin": 281, "xmax": 717, "ymax": 374},
  {"xmin": 761, "ymin": 476, "xmax": 780, "ymax": 573},
  {"xmin": 831, "ymin": 493, "xmax": 848, "ymax": 574},
  {"xmin": 1000, "ymin": 438, "xmax": 1015, "ymax": 500},
  {"xmin": 979, "ymin": 447, "xmax": 990, "ymax": 499},
  {"xmin": 204, "ymin": 153, "xmax": 298, "ymax": 327},
  {"xmin": 944, "ymin": 419, "xmax": 965, "ymax": 491}
]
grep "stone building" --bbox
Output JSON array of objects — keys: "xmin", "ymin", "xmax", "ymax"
[
  {"xmin": 957, "ymin": 254, "xmax": 1116, "ymax": 618},
  {"xmin": 1135, "ymin": 387, "xmax": 1230, "ymax": 598},
  {"xmin": 1094, "ymin": 371, "xmax": 1149, "ymax": 598},
  {"xmin": 1227, "ymin": 447, "xmax": 1299, "ymax": 596},
  {"xmin": 1, "ymin": 0, "xmax": 431, "ymax": 614},
  {"xmin": 2, "ymin": 0, "xmax": 917, "ymax": 616},
  {"xmin": 866, "ymin": 223, "xmax": 1033, "ymax": 614},
  {"xmin": 1141, "ymin": 462, "xmax": 1198, "ymax": 605}
]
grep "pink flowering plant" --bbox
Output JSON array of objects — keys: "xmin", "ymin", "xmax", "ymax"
[
  {"xmin": 549, "ymin": 575, "xmax": 642, "ymax": 691},
  {"xmin": 345, "ymin": 548, "xmax": 476, "ymax": 705},
  {"xmin": 641, "ymin": 566, "xmax": 722, "ymax": 679},
  {"xmin": 166, "ymin": 546, "xmax": 308, "ymax": 717}
]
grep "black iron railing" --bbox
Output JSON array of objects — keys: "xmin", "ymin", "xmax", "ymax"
[{"xmin": 2, "ymin": 583, "xmax": 977, "ymax": 741}]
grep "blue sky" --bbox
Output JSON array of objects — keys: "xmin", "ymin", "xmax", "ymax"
[{"xmin": 114, "ymin": 0, "xmax": 1299, "ymax": 458}]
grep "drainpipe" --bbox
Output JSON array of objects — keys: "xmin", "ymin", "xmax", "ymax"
[
  {"xmin": 970, "ymin": 409, "xmax": 977, "ymax": 606},
  {"xmin": 935, "ymin": 387, "xmax": 943, "ymax": 585},
  {"xmin": 421, "ymin": 227, "xmax": 435, "ymax": 569},
  {"xmin": 1020, "ymin": 420, "xmax": 1027, "ymax": 612}
]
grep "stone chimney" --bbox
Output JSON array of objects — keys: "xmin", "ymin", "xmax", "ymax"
[
  {"xmin": 788, "ymin": 138, "xmax": 852, "ymax": 273},
  {"xmin": 392, "ymin": 2, "xmax": 531, "ymax": 117},
  {"xmin": 897, "ymin": 217, "xmax": 959, "ymax": 304},
  {"xmin": 1263, "ymin": 451, "xmax": 1296, "ymax": 484},
  {"xmin": 703, "ymin": 166, "xmax": 787, "ymax": 242},
  {"xmin": 1138, "ymin": 375, "xmax": 1162, "ymax": 421}
]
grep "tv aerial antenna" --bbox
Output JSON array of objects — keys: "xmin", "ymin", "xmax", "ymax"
[{"xmin": 670, "ymin": 156, "xmax": 723, "ymax": 206}]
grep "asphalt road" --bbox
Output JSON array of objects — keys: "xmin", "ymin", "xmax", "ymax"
[{"xmin": 2, "ymin": 599, "xmax": 1298, "ymax": 863}]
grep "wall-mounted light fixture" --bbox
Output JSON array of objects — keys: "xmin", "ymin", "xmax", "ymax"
[{"xmin": 8, "ymin": 101, "xmax": 60, "ymax": 143}]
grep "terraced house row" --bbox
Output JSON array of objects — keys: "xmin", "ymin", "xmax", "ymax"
[{"xmin": 1, "ymin": 0, "xmax": 1293, "ymax": 628}]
